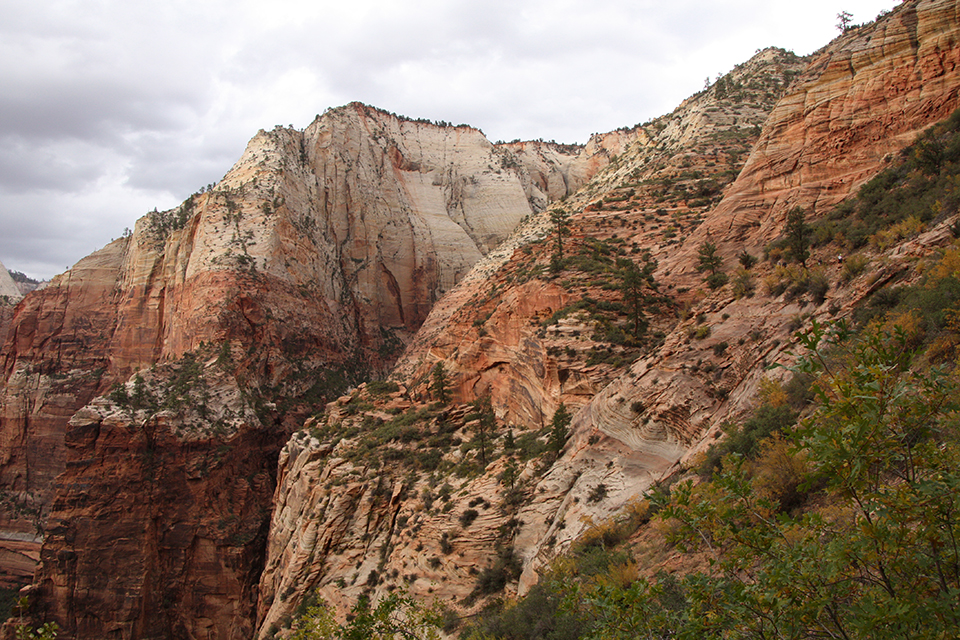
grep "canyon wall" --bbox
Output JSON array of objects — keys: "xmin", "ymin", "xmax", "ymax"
[
  {"xmin": 5, "ymin": 0, "xmax": 960, "ymax": 636},
  {"xmin": 0, "ymin": 104, "xmax": 622, "ymax": 637},
  {"xmin": 258, "ymin": 0, "xmax": 960, "ymax": 631}
]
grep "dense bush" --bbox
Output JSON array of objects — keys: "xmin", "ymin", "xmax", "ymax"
[{"xmin": 575, "ymin": 323, "xmax": 960, "ymax": 639}]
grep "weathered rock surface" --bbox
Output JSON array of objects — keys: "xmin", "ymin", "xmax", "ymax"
[
  {"xmin": 665, "ymin": 0, "xmax": 960, "ymax": 278},
  {"xmin": 0, "ymin": 104, "xmax": 624, "ymax": 636},
  {"xmin": 257, "ymin": 2, "xmax": 960, "ymax": 629},
  {"xmin": 5, "ymin": 0, "xmax": 960, "ymax": 637},
  {"xmin": 395, "ymin": 46, "xmax": 807, "ymax": 429},
  {"xmin": 254, "ymin": 47, "xmax": 810, "ymax": 631}
]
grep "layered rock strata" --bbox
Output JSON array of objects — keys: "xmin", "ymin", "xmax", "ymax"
[
  {"xmin": 0, "ymin": 104, "xmax": 621, "ymax": 637},
  {"xmin": 257, "ymin": 1, "xmax": 960, "ymax": 629}
]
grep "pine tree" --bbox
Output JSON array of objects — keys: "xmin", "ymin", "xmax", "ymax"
[
  {"xmin": 549, "ymin": 403, "xmax": 571, "ymax": 456},
  {"xmin": 472, "ymin": 395, "xmax": 496, "ymax": 466},
  {"xmin": 431, "ymin": 362, "xmax": 448, "ymax": 404},
  {"xmin": 619, "ymin": 258, "xmax": 654, "ymax": 339},
  {"xmin": 696, "ymin": 241, "xmax": 727, "ymax": 289},
  {"xmin": 785, "ymin": 206, "xmax": 810, "ymax": 267},
  {"xmin": 549, "ymin": 208, "xmax": 571, "ymax": 272}
]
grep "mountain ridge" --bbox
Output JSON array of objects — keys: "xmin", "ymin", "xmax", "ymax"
[{"xmin": 3, "ymin": 1, "xmax": 960, "ymax": 637}]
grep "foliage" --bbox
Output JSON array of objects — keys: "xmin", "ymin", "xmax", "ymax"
[
  {"xmin": 472, "ymin": 546, "xmax": 523, "ymax": 597},
  {"xmin": 704, "ymin": 272, "xmax": 729, "ymax": 290},
  {"xmin": 431, "ymin": 363, "xmax": 449, "ymax": 404},
  {"xmin": 367, "ymin": 380, "xmax": 400, "ymax": 397},
  {"xmin": 852, "ymin": 241, "xmax": 960, "ymax": 353},
  {"xmin": 576, "ymin": 321, "xmax": 960, "ymax": 639},
  {"xmin": 14, "ymin": 623, "xmax": 57, "ymax": 640},
  {"xmin": 764, "ymin": 265, "xmax": 829, "ymax": 303},
  {"xmin": 695, "ymin": 241, "xmax": 722, "ymax": 277},
  {"xmin": 731, "ymin": 268, "xmax": 755, "ymax": 299},
  {"xmin": 469, "ymin": 396, "xmax": 497, "ymax": 467},
  {"xmin": 785, "ymin": 206, "xmax": 811, "ymax": 267},
  {"xmin": 291, "ymin": 591, "xmax": 442, "ymax": 640},
  {"xmin": 548, "ymin": 403, "xmax": 572, "ymax": 457},
  {"xmin": 549, "ymin": 209, "xmax": 572, "ymax": 272},
  {"xmin": 618, "ymin": 256, "xmax": 656, "ymax": 338},
  {"xmin": 840, "ymin": 253, "xmax": 870, "ymax": 283},
  {"xmin": 812, "ymin": 106, "xmax": 960, "ymax": 250},
  {"xmin": 460, "ymin": 509, "xmax": 480, "ymax": 528},
  {"xmin": 698, "ymin": 401, "xmax": 798, "ymax": 478},
  {"xmin": 462, "ymin": 579, "xmax": 587, "ymax": 640}
]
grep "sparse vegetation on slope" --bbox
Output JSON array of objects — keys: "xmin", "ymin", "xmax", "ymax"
[{"xmin": 457, "ymin": 105, "xmax": 960, "ymax": 639}]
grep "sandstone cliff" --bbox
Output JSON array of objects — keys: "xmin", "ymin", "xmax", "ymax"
[
  {"xmin": 6, "ymin": 0, "xmax": 960, "ymax": 637},
  {"xmin": 254, "ymin": 46, "xmax": 810, "ymax": 633},
  {"xmin": 0, "ymin": 263, "xmax": 19, "ymax": 305},
  {"xmin": 257, "ymin": 1, "xmax": 960, "ymax": 633},
  {"xmin": 0, "ymin": 104, "xmax": 624, "ymax": 637}
]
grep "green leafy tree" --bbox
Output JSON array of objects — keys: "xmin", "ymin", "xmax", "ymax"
[
  {"xmin": 785, "ymin": 206, "xmax": 810, "ymax": 267},
  {"xmin": 431, "ymin": 362, "xmax": 449, "ymax": 404},
  {"xmin": 549, "ymin": 208, "xmax": 572, "ymax": 272},
  {"xmin": 575, "ymin": 320, "xmax": 960, "ymax": 639},
  {"xmin": 291, "ymin": 591, "xmax": 442, "ymax": 640},
  {"xmin": 14, "ymin": 623, "xmax": 58, "ymax": 640}
]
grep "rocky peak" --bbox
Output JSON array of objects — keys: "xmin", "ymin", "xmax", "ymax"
[{"xmin": 0, "ymin": 96, "xmax": 624, "ymax": 637}]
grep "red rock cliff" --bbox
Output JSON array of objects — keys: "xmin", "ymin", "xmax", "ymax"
[{"xmin": 0, "ymin": 104, "xmax": 618, "ymax": 637}]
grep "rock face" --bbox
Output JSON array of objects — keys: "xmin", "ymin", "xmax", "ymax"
[
  {"xmin": 395, "ymin": 45, "xmax": 807, "ymax": 429},
  {"xmin": 255, "ymin": 1, "xmax": 960, "ymax": 630},
  {"xmin": 6, "ymin": 0, "xmax": 960, "ymax": 637},
  {"xmin": 253, "ymin": 47, "xmax": 809, "ymax": 632},
  {"xmin": 665, "ymin": 0, "xmax": 960, "ymax": 277},
  {"xmin": 0, "ymin": 105, "xmax": 622, "ymax": 637}
]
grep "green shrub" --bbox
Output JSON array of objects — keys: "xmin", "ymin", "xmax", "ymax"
[
  {"xmin": 473, "ymin": 547, "xmax": 522, "ymax": 596},
  {"xmin": 840, "ymin": 254, "xmax": 869, "ymax": 282},
  {"xmin": 459, "ymin": 509, "xmax": 479, "ymax": 527},
  {"xmin": 698, "ymin": 403, "xmax": 798, "ymax": 478}
]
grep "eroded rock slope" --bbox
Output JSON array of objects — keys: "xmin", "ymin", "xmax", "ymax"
[{"xmin": 259, "ymin": 0, "xmax": 960, "ymax": 632}]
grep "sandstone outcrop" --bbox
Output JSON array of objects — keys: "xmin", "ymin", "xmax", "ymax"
[
  {"xmin": 0, "ymin": 263, "xmax": 19, "ymax": 304},
  {"xmin": 664, "ymin": 0, "xmax": 960, "ymax": 278},
  {"xmin": 0, "ymin": 104, "xmax": 623, "ymax": 636},
  {"xmin": 254, "ymin": 47, "xmax": 811, "ymax": 631},
  {"xmin": 6, "ymin": 0, "xmax": 960, "ymax": 636},
  {"xmin": 256, "ymin": 1, "xmax": 960, "ymax": 624}
]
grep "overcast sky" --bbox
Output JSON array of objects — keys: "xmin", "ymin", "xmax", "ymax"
[{"xmin": 2, "ymin": 0, "xmax": 896, "ymax": 280}]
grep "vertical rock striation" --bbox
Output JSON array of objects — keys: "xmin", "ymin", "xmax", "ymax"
[{"xmin": 0, "ymin": 104, "xmax": 618, "ymax": 637}]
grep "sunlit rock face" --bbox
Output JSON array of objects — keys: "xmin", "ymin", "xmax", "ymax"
[
  {"xmin": 5, "ymin": 0, "xmax": 960, "ymax": 637},
  {"xmin": 0, "ymin": 102, "xmax": 627, "ymax": 638}
]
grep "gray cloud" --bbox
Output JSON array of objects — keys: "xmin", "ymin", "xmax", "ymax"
[{"xmin": 0, "ymin": 0, "xmax": 895, "ymax": 279}]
